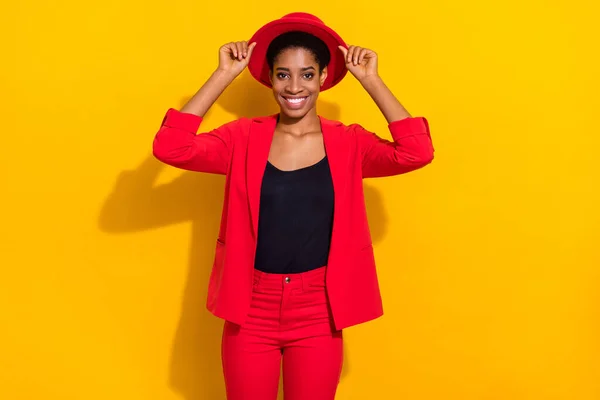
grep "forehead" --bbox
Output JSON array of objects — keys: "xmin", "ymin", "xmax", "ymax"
[{"xmin": 273, "ymin": 47, "xmax": 318, "ymax": 66}]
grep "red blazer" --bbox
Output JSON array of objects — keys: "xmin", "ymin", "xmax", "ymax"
[{"xmin": 153, "ymin": 108, "xmax": 434, "ymax": 330}]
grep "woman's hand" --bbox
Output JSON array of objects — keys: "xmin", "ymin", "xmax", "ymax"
[
  {"xmin": 338, "ymin": 45, "xmax": 412, "ymax": 123},
  {"xmin": 338, "ymin": 45, "xmax": 378, "ymax": 83},
  {"xmin": 217, "ymin": 41, "xmax": 257, "ymax": 78}
]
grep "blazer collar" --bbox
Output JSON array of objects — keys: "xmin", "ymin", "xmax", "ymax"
[{"xmin": 246, "ymin": 114, "xmax": 347, "ymax": 241}]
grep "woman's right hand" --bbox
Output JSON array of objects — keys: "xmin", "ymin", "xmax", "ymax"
[{"xmin": 217, "ymin": 41, "xmax": 257, "ymax": 78}]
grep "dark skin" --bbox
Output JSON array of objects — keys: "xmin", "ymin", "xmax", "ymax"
[
  {"xmin": 180, "ymin": 40, "xmax": 412, "ymax": 171},
  {"xmin": 267, "ymin": 47, "xmax": 327, "ymax": 171}
]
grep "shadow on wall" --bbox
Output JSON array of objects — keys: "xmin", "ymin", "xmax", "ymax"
[{"xmin": 98, "ymin": 70, "xmax": 388, "ymax": 400}]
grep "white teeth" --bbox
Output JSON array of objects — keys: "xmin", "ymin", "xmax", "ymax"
[{"xmin": 286, "ymin": 97, "xmax": 306, "ymax": 104}]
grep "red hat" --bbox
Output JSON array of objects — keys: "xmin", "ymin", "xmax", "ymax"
[{"xmin": 247, "ymin": 12, "xmax": 348, "ymax": 91}]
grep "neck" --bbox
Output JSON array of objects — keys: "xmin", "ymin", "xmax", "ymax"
[{"xmin": 277, "ymin": 109, "xmax": 321, "ymax": 135}]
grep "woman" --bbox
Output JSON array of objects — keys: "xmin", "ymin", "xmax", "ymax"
[{"xmin": 153, "ymin": 12, "xmax": 434, "ymax": 400}]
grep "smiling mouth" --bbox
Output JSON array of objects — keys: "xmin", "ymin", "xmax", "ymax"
[{"xmin": 282, "ymin": 96, "xmax": 308, "ymax": 105}]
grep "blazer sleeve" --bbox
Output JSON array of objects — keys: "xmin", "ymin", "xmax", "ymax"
[
  {"xmin": 152, "ymin": 108, "xmax": 243, "ymax": 175},
  {"xmin": 355, "ymin": 116, "xmax": 434, "ymax": 178}
]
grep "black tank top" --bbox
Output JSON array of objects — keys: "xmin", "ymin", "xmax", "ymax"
[{"xmin": 253, "ymin": 155, "xmax": 334, "ymax": 274}]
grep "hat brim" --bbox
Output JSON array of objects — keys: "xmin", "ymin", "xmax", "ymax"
[{"xmin": 247, "ymin": 17, "xmax": 348, "ymax": 91}]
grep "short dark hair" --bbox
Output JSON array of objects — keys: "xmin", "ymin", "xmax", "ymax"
[{"xmin": 266, "ymin": 31, "xmax": 331, "ymax": 73}]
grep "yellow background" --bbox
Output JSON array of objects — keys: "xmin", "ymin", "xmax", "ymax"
[{"xmin": 1, "ymin": 1, "xmax": 599, "ymax": 399}]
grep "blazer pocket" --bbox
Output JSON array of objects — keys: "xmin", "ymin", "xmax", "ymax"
[
  {"xmin": 214, "ymin": 238, "xmax": 226, "ymax": 265},
  {"xmin": 207, "ymin": 237, "xmax": 227, "ymax": 307},
  {"xmin": 356, "ymin": 243, "xmax": 376, "ymax": 265}
]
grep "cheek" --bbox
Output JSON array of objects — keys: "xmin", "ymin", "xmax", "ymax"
[
  {"xmin": 310, "ymin": 81, "xmax": 322, "ymax": 94},
  {"xmin": 271, "ymin": 83, "xmax": 283, "ymax": 95},
  {"xmin": 305, "ymin": 77, "xmax": 319, "ymax": 90}
]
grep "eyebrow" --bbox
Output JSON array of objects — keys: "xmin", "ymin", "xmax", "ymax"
[{"xmin": 276, "ymin": 66, "xmax": 316, "ymax": 72}]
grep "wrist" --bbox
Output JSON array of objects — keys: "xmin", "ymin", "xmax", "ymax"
[
  {"xmin": 212, "ymin": 68, "xmax": 237, "ymax": 84},
  {"xmin": 359, "ymin": 74, "xmax": 383, "ymax": 88}
]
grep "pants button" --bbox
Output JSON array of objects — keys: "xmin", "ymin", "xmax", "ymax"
[{"xmin": 285, "ymin": 276, "xmax": 290, "ymax": 283}]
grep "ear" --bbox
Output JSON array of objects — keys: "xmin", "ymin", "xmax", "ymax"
[{"xmin": 320, "ymin": 66, "xmax": 328, "ymax": 87}]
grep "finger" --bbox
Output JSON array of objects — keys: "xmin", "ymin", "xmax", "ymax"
[
  {"xmin": 227, "ymin": 42, "xmax": 237, "ymax": 59},
  {"xmin": 352, "ymin": 47, "xmax": 361, "ymax": 65},
  {"xmin": 236, "ymin": 42, "xmax": 244, "ymax": 60},
  {"xmin": 246, "ymin": 42, "xmax": 257, "ymax": 59},
  {"xmin": 242, "ymin": 41, "xmax": 248, "ymax": 58},
  {"xmin": 232, "ymin": 42, "xmax": 238, "ymax": 60},
  {"xmin": 338, "ymin": 45, "xmax": 348, "ymax": 59},
  {"xmin": 232, "ymin": 42, "xmax": 239, "ymax": 60},
  {"xmin": 358, "ymin": 48, "xmax": 368, "ymax": 65},
  {"xmin": 347, "ymin": 45, "xmax": 355, "ymax": 64}
]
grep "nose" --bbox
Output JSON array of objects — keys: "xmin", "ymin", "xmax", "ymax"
[{"xmin": 285, "ymin": 76, "xmax": 302, "ymax": 94}]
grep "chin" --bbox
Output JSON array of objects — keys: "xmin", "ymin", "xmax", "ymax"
[{"xmin": 281, "ymin": 108, "xmax": 310, "ymax": 119}]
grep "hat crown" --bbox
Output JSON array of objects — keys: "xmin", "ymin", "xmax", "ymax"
[
  {"xmin": 281, "ymin": 12, "xmax": 324, "ymax": 24},
  {"xmin": 247, "ymin": 12, "xmax": 347, "ymax": 91}
]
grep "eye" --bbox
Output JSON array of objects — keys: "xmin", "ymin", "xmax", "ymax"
[
  {"xmin": 303, "ymin": 73, "xmax": 314, "ymax": 79},
  {"xmin": 277, "ymin": 73, "xmax": 289, "ymax": 79}
]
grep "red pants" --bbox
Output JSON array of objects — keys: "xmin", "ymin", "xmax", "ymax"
[{"xmin": 221, "ymin": 266, "xmax": 343, "ymax": 400}]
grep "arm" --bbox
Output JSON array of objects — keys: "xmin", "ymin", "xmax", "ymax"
[
  {"xmin": 359, "ymin": 74, "xmax": 411, "ymax": 123},
  {"xmin": 354, "ymin": 116, "xmax": 434, "ymax": 178},
  {"xmin": 152, "ymin": 41, "xmax": 256, "ymax": 174},
  {"xmin": 152, "ymin": 107, "xmax": 240, "ymax": 175},
  {"xmin": 339, "ymin": 45, "xmax": 435, "ymax": 177}
]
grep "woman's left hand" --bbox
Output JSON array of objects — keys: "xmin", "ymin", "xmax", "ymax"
[{"xmin": 338, "ymin": 45, "xmax": 379, "ymax": 82}]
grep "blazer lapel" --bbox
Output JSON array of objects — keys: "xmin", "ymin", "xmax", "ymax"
[
  {"xmin": 246, "ymin": 114, "xmax": 277, "ymax": 240},
  {"xmin": 320, "ymin": 116, "xmax": 347, "ymax": 262}
]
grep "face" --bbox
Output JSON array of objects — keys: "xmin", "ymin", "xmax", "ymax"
[{"xmin": 269, "ymin": 47, "xmax": 328, "ymax": 119}]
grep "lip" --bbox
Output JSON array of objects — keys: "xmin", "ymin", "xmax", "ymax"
[{"xmin": 281, "ymin": 95, "xmax": 308, "ymax": 109}]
